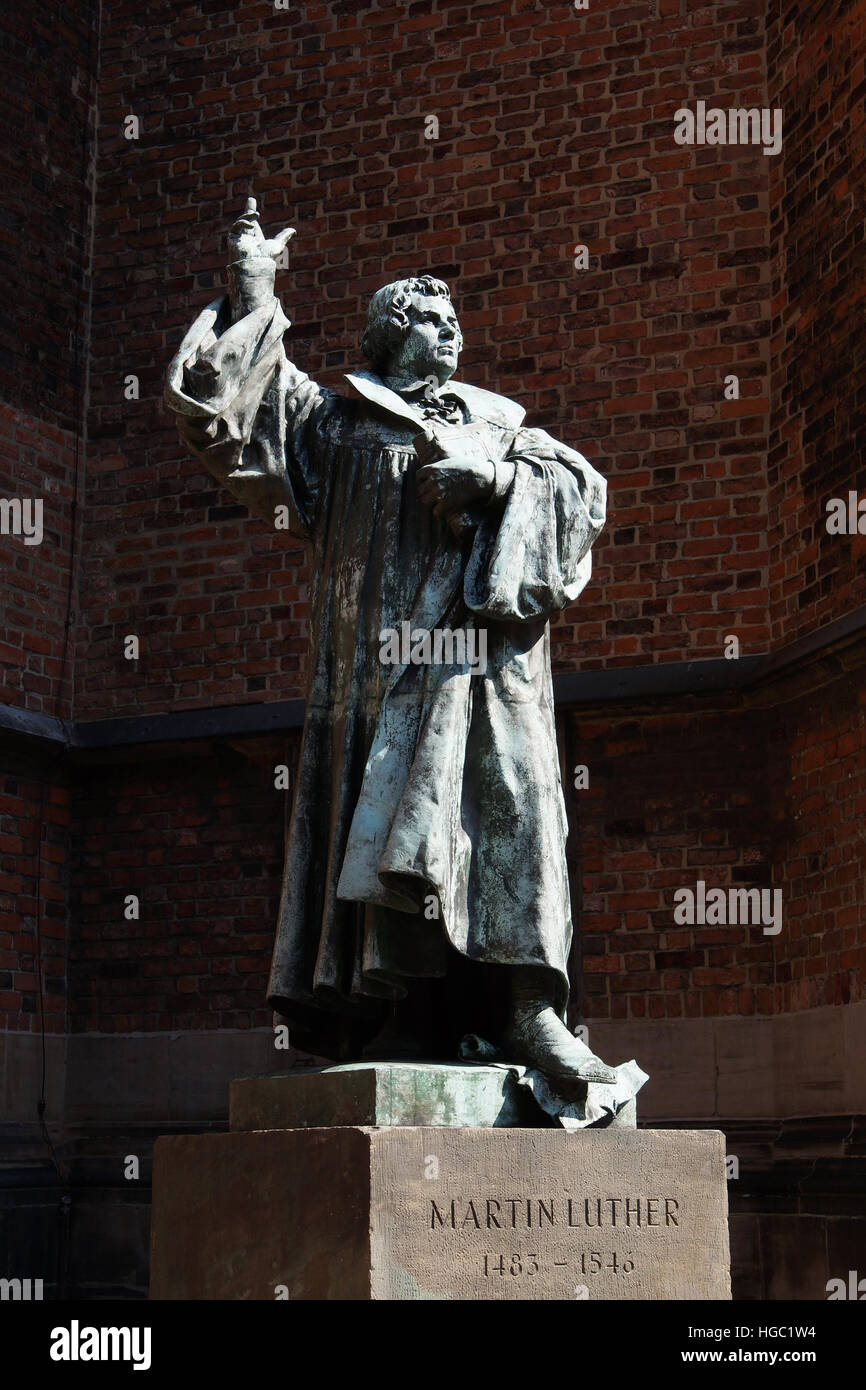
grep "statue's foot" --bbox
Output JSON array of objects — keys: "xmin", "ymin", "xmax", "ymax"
[{"xmin": 505, "ymin": 1004, "xmax": 617, "ymax": 1085}]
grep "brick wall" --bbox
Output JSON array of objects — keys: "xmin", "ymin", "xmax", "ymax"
[
  {"xmin": 0, "ymin": 2, "xmax": 97, "ymax": 430},
  {"xmin": 76, "ymin": 0, "xmax": 773, "ymax": 721},
  {"xmin": 766, "ymin": 0, "xmax": 866, "ymax": 644},
  {"xmin": 767, "ymin": 658, "xmax": 866, "ymax": 1013},
  {"xmin": 572, "ymin": 650, "xmax": 866, "ymax": 1025},
  {"xmin": 68, "ymin": 735, "xmax": 296, "ymax": 1032},
  {"xmin": 1, "ymin": 0, "xmax": 863, "ymax": 1039},
  {"xmin": 0, "ymin": 0, "xmax": 96, "ymax": 1029},
  {"xmin": 567, "ymin": 699, "xmax": 773, "ymax": 1022},
  {"xmin": 759, "ymin": 0, "xmax": 866, "ymax": 1020},
  {"xmin": 0, "ymin": 407, "xmax": 78, "ymax": 716},
  {"xmin": 0, "ymin": 0, "xmax": 97, "ymax": 720},
  {"xmin": 0, "ymin": 751, "xmax": 69, "ymax": 1034}
]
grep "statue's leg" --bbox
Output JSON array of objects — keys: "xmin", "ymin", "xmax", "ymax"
[{"xmin": 504, "ymin": 965, "xmax": 617, "ymax": 1083}]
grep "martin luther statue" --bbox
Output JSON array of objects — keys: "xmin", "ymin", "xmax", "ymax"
[{"xmin": 165, "ymin": 198, "xmax": 616, "ymax": 1088}]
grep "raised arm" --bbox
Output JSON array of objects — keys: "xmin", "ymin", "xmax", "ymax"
[{"xmin": 165, "ymin": 198, "xmax": 342, "ymax": 539}]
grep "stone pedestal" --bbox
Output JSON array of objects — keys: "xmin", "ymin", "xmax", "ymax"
[{"xmin": 150, "ymin": 1067, "xmax": 731, "ymax": 1300}]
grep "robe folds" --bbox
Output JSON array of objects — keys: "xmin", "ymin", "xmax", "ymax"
[{"xmin": 165, "ymin": 294, "xmax": 607, "ymax": 1059}]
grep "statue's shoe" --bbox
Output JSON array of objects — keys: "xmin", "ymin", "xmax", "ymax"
[{"xmin": 505, "ymin": 1005, "xmax": 618, "ymax": 1085}]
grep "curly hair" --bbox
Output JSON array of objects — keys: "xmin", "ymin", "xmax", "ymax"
[{"xmin": 361, "ymin": 276, "xmax": 461, "ymax": 372}]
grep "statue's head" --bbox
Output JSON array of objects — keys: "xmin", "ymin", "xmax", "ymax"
[{"xmin": 361, "ymin": 276, "xmax": 463, "ymax": 385}]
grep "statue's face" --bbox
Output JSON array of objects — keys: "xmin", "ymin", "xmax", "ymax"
[{"xmin": 387, "ymin": 293, "xmax": 462, "ymax": 385}]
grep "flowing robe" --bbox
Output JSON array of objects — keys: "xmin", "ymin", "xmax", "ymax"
[{"xmin": 165, "ymin": 294, "xmax": 606, "ymax": 1058}]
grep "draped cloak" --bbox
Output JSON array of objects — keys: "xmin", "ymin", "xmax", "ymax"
[{"xmin": 165, "ymin": 294, "xmax": 607, "ymax": 1059}]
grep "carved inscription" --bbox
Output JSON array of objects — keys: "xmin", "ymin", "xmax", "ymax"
[
  {"xmin": 480, "ymin": 1250, "xmax": 636, "ymax": 1280},
  {"xmin": 428, "ymin": 1194, "xmax": 683, "ymax": 1285},
  {"xmin": 374, "ymin": 1130, "xmax": 730, "ymax": 1300},
  {"xmin": 429, "ymin": 1195, "xmax": 681, "ymax": 1230}
]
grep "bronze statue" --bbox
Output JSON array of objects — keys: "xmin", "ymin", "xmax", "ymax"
[{"xmin": 166, "ymin": 198, "xmax": 617, "ymax": 1089}]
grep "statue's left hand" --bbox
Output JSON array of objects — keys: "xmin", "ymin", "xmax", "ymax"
[{"xmin": 417, "ymin": 458, "xmax": 495, "ymax": 516}]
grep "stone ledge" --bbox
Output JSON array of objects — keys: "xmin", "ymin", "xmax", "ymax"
[{"xmin": 230, "ymin": 1061, "xmax": 546, "ymax": 1131}]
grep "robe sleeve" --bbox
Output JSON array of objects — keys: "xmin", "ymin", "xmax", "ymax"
[
  {"xmin": 464, "ymin": 425, "xmax": 606, "ymax": 622},
  {"xmin": 164, "ymin": 293, "xmax": 342, "ymax": 539}
]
